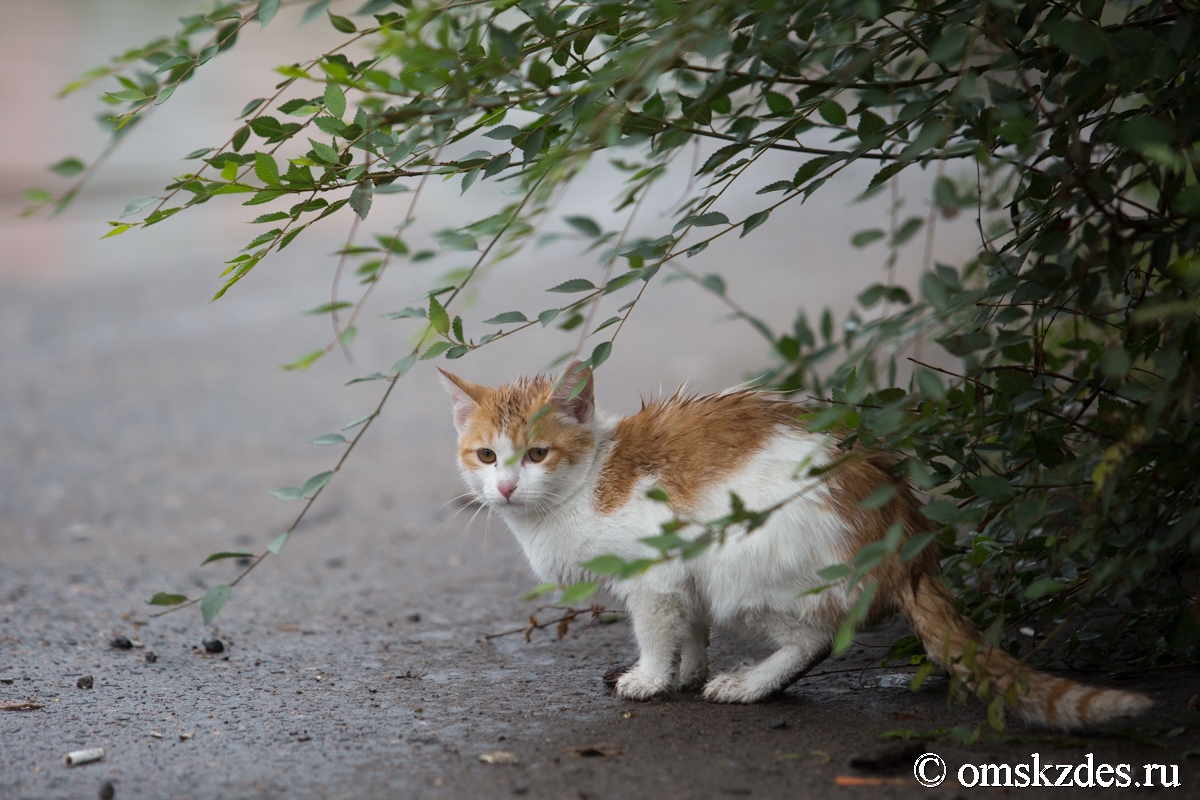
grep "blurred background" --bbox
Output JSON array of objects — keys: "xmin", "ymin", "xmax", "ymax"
[{"xmin": 0, "ymin": 0, "xmax": 982, "ymax": 574}]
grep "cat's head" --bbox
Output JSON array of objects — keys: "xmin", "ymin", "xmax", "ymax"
[{"xmin": 438, "ymin": 361, "xmax": 598, "ymax": 515}]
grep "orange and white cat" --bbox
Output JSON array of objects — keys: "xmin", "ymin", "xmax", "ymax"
[{"xmin": 440, "ymin": 362, "xmax": 1151, "ymax": 729}]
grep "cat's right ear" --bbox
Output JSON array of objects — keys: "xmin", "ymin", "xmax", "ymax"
[{"xmin": 438, "ymin": 368, "xmax": 484, "ymax": 435}]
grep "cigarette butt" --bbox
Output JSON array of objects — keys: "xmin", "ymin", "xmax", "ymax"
[
  {"xmin": 835, "ymin": 775, "xmax": 915, "ymax": 786},
  {"xmin": 63, "ymin": 748, "xmax": 105, "ymax": 766}
]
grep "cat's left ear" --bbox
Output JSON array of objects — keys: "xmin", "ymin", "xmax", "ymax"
[
  {"xmin": 550, "ymin": 360, "xmax": 594, "ymax": 424},
  {"xmin": 438, "ymin": 368, "xmax": 485, "ymax": 434}
]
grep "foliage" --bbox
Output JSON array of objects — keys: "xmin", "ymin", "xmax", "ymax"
[{"xmin": 34, "ymin": 0, "xmax": 1200, "ymax": 682}]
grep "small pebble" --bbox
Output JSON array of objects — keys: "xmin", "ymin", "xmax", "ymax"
[
  {"xmin": 77, "ymin": 676, "xmax": 94, "ymax": 690},
  {"xmin": 99, "ymin": 780, "xmax": 115, "ymax": 800},
  {"xmin": 109, "ymin": 637, "xmax": 132, "ymax": 650},
  {"xmin": 144, "ymin": 652, "xmax": 157, "ymax": 664},
  {"xmin": 406, "ymin": 612, "xmax": 421, "ymax": 623},
  {"xmin": 202, "ymin": 638, "xmax": 225, "ymax": 654},
  {"xmin": 768, "ymin": 719, "xmax": 787, "ymax": 730}
]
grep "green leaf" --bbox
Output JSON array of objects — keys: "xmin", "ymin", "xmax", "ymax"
[
  {"xmin": 201, "ymin": 550, "xmax": 254, "ymax": 566},
  {"xmin": 428, "ymin": 295, "xmax": 450, "ymax": 335},
  {"xmin": 258, "ymin": 0, "xmax": 280, "ymax": 28},
  {"xmin": 341, "ymin": 413, "xmax": 374, "ymax": 431},
  {"xmin": 200, "ymin": 585, "xmax": 231, "ymax": 625},
  {"xmin": 50, "ymin": 157, "xmax": 86, "ymax": 178},
  {"xmin": 851, "ymin": 229, "xmax": 885, "ymax": 247},
  {"xmin": 153, "ymin": 55, "xmax": 193, "ymax": 75},
  {"xmin": 280, "ymin": 349, "xmax": 325, "ymax": 371},
  {"xmin": 309, "ymin": 433, "xmax": 347, "ymax": 445},
  {"xmin": 589, "ymin": 341, "xmax": 612, "ymax": 369},
  {"xmin": 832, "ymin": 582, "xmax": 876, "ymax": 655},
  {"xmin": 765, "ymin": 91, "xmax": 792, "ymax": 115},
  {"xmin": 434, "ymin": 230, "xmax": 477, "ymax": 250},
  {"xmin": 327, "ymin": 11, "xmax": 356, "ymax": 32},
  {"xmin": 547, "ymin": 279, "xmax": 596, "ymax": 293},
  {"xmin": 324, "ymin": 82, "xmax": 346, "ymax": 119},
  {"xmin": 522, "ymin": 582, "xmax": 559, "ymax": 601},
  {"xmin": 582, "ymin": 555, "xmax": 626, "ymax": 575},
  {"xmin": 349, "ymin": 182, "xmax": 373, "ymax": 220},
  {"xmin": 382, "ymin": 306, "xmax": 426, "ymax": 320},
  {"xmin": 792, "ymin": 157, "xmax": 827, "ymax": 187},
  {"xmin": 645, "ymin": 487, "xmax": 671, "ymax": 503},
  {"xmin": 121, "ymin": 196, "xmax": 158, "ymax": 218},
  {"xmin": 564, "ymin": 216, "xmax": 601, "ymax": 237},
  {"xmin": 301, "ymin": 471, "xmax": 334, "ymax": 497},
  {"xmin": 483, "ymin": 311, "xmax": 528, "ymax": 325},
  {"xmin": 254, "ymin": 152, "xmax": 280, "ymax": 186},
  {"xmin": 559, "ymin": 581, "xmax": 597, "ymax": 605},
  {"xmin": 267, "ymin": 532, "xmax": 290, "ymax": 555},
  {"xmin": 817, "ymin": 563, "xmax": 852, "ymax": 581},
  {"xmin": 483, "ymin": 125, "xmax": 521, "ymax": 140},
  {"xmin": 1043, "ymin": 18, "xmax": 1107, "ymax": 65},
  {"xmin": 106, "ymin": 88, "xmax": 148, "ymax": 103},
  {"xmin": 891, "ymin": 216, "xmax": 924, "ymax": 247},
  {"xmin": 858, "ymin": 110, "xmax": 887, "ymax": 139},
  {"xmin": 967, "ymin": 476, "xmax": 1015, "ymax": 503},
  {"xmin": 1100, "ymin": 348, "xmax": 1130, "ymax": 378},
  {"xmin": 1024, "ymin": 578, "xmax": 1067, "ymax": 600},
  {"xmin": 392, "ymin": 354, "xmax": 417, "ymax": 377},
  {"xmin": 929, "ymin": 27, "xmax": 970, "ymax": 65},
  {"xmin": 147, "ymin": 592, "xmax": 188, "ymax": 606},
  {"xmin": 692, "ymin": 212, "xmax": 729, "ymax": 227},
  {"xmin": 818, "ymin": 100, "xmax": 846, "ymax": 126},
  {"xmin": 899, "ymin": 531, "xmax": 938, "ymax": 563},
  {"xmin": 741, "ymin": 211, "xmax": 769, "ymax": 238},
  {"xmin": 420, "ymin": 341, "xmax": 453, "ymax": 360},
  {"xmin": 858, "ymin": 484, "xmax": 897, "ymax": 510},
  {"xmin": 304, "ymin": 301, "xmax": 353, "ymax": 315}
]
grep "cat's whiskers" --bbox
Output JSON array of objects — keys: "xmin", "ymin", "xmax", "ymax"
[
  {"xmin": 432, "ymin": 496, "xmax": 482, "ymax": 539},
  {"xmin": 455, "ymin": 501, "xmax": 488, "ymax": 549}
]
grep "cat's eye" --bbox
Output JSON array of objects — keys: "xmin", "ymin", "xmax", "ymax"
[
  {"xmin": 526, "ymin": 447, "xmax": 549, "ymax": 463},
  {"xmin": 476, "ymin": 448, "xmax": 496, "ymax": 464}
]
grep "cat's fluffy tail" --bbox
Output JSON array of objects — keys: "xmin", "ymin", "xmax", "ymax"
[{"xmin": 897, "ymin": 574, "xmax": 1152, "ymax": 730}]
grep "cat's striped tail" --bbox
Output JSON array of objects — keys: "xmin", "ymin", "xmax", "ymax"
[{"xmin": 898, "ymin": 575, "xmax": 1153, "ymax": 730}]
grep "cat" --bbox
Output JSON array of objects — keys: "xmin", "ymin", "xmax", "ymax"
[{"xmin": 439, "ymin": 361, "xmax": 1152, "ymax": 729}]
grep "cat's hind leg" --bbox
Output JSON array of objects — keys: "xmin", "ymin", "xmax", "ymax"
[
  {"xmin": 703, "ymin": 634, "xmax": 830, "ymax": 704},
  {"xmin": 616, "ymin": 591, "xmax": 688, "ymax": 701}
]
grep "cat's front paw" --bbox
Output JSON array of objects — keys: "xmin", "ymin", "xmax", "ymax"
[
  {"xmin": 615, "ymin": 669, "xmax": 671, "ymax": 701},
  {"xmin": 702, "ymin": 671, "xmax": 769, "ymax": 704}
]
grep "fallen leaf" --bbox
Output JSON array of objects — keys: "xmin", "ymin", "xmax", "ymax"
[
  {"xmin": 566, "ymin": 742, "xmax": 621, "ymax": 757},
  {"xmin": 1, "ymin": 701, "xmax": 45, "ymax": 711},
  {"xmin": 479, "ymin": 750, "xmax": 519, "ymax": 765},
  {"xmin": 149, "ymin": 731, "xmax": 163, "ymax": 739},
  {"xmin": 179, "ymin": 730, "xmax": 195, "ymax": 741}
]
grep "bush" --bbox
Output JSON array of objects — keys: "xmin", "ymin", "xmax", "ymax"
[{"xmin": 33, "ymin": 0, "xmax": 1200, "ymax": 666}]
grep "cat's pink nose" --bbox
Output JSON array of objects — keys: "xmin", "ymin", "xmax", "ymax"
[{"xmin": 498, "ymin": 483, "xmax": 516, "ymax": 500}]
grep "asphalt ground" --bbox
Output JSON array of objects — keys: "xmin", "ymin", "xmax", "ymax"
[{"xmin": 3, "ymin": 3, "xmax": 1200, "ymax": 797}]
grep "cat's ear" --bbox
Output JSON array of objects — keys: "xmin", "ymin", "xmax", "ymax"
[
  {"xmin": 438, "ymin": 368, "xmax": 485, "ymax": 434},
  {"xmin": 550, "ymin": 360, "xmax": 594, "ymax": 424}
]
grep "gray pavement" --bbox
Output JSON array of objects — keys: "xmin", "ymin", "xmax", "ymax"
[{"xmin": 3, "ymin": 2, "xmax": 1200, "ymax": 798}]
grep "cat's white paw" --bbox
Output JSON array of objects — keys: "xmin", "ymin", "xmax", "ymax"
[
  {"xmin": 616, "ymin": 669, "xmax": 670, "ymax": 701},
  {"xmin": 702, "ymin": 672, "xmax": 769, "ymax": 704}
]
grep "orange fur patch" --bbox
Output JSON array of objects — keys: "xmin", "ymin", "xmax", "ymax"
[{"xmin": 593, "ymin": 390, "xmax": 807, "ymax": 514}]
